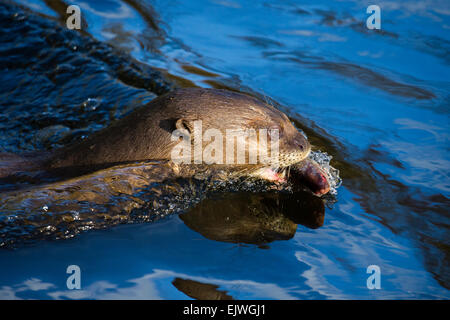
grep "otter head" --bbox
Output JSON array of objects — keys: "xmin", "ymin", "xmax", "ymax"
[{"xmin": 161, "ymin": 88, "xmax": 311, "ymax": 183}]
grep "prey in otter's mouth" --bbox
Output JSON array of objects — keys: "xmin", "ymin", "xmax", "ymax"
[{"xmin": 252, "ymin": 159, "xmax": 331, "ymax": 196}]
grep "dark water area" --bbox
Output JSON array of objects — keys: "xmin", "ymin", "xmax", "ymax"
[{"xmin": 0, "ymin": 0, "xmax": 449, "ymax": 299}]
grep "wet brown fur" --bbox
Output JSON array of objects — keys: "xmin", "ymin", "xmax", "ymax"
[{"xmin": 47, "ymin": 88, "xmax": 310, "ymax": 170}]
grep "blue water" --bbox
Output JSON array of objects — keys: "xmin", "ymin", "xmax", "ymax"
[{"xmin": 0, "ymin": 0, "xmax": 449, "ymax": 299}]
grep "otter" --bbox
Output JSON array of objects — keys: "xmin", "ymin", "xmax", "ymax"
[
  {"xmin": 0, "ymin": 88, "xmax": 335, "ymax": 247},
  {"xmin": 0, "ymin": 88, "xmax": 330, "ymax": 195}
]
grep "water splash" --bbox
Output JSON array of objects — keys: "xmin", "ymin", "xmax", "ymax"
[{"xmin": 309, "ymin": 150, "xmax": 342, "ymax": 197}]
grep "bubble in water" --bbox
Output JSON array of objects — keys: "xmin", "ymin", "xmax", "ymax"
[{"xmin": 81, "ymin": 98, "xmax": 101, "ymax": 111}]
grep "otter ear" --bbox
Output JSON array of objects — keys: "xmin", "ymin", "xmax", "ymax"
[{"xmin": 175, "ymin": 118, "xmax": 193, "ymax": 134}]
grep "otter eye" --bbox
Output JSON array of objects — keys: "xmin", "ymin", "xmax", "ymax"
[{"xmin": 293, "ymin": 138, "xmax": 305, "ymax": 150}]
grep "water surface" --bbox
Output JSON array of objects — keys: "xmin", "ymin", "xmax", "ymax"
[{"xmin": 0, "ymin": 0, "xmax": 449, "ymax": 299}]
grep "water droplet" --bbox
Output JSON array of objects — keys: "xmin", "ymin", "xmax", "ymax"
[
  {"xmin": 309, "ymin": 150, "xmax": 342, "ymax": 196},
  {"xmin": 81, "ymin": 98, "xmax": 101, "ymax": 111},
  {"xmin": 70, "ymin": 211, "xmax": 80, "ymax": 220}
]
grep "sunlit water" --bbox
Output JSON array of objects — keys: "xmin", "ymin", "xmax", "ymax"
[{"xmin": 0, "ymin": 0, "xmax": 448, "ymax": 299}]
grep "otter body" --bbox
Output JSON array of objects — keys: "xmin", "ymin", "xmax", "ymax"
[
  {"xmin": 1, "ymin": 88, "xmax": 330, "ymax": 195},
  {"xmin": 47, "ymin": 88, "xmax": 310, "ymax": 169}
]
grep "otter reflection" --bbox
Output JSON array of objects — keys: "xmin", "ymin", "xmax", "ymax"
[
  {"xmin": 179, "ymin": 190, "xmax": 325, "ymax": 246},
  {"xmin": 172, "ymin": 278, "xmax": 234, "ymax": 300}
]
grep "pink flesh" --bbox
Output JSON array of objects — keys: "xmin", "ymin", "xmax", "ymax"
[
  {"xmin": 297, "ymin": 161, "xmax": 330, "ymax": 196},
  {"xmin": 262, "ymin": 168, "xmax": 286, "ymax": 183},
  {"xmin": 260, "ymin": 161, "xmax": 330, "ymax": 195}
]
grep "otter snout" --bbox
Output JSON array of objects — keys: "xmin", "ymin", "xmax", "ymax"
[{"xmin": 279, "ymin": 131, "xmax": 311, "ymax": 166}]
